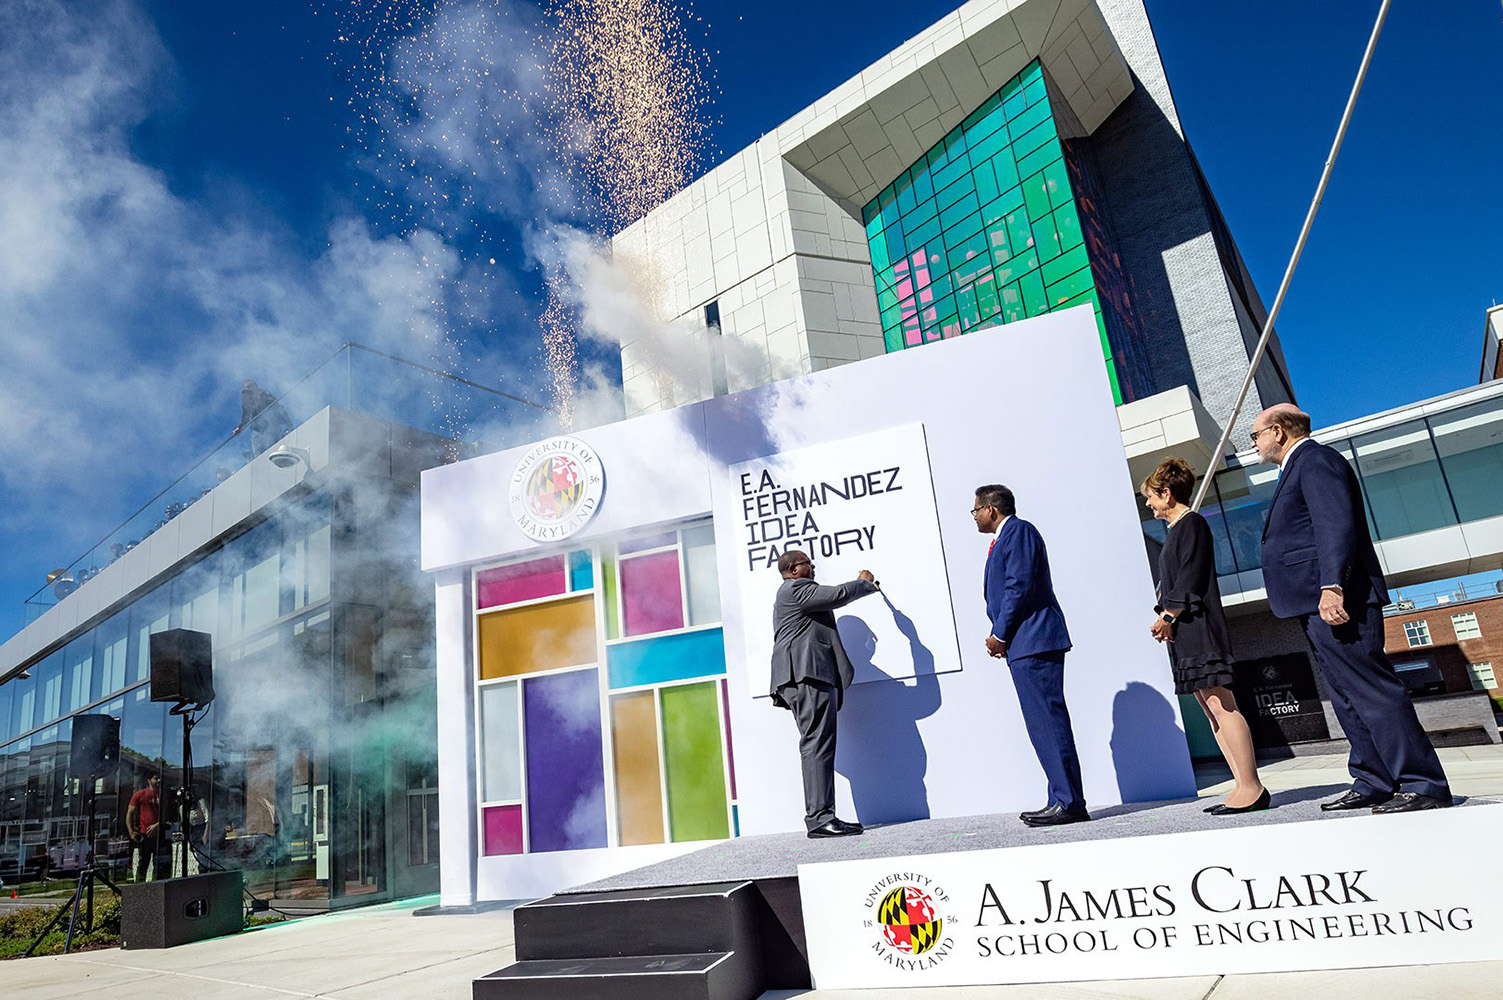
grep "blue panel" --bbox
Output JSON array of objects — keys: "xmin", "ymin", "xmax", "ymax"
[
  {"xmin": 568, "ymin": 550, "xmax": 594, "ymax": 591},
  {"xmin": 607, "ymin": 628, "xmax": 726, "ymax": 689}
]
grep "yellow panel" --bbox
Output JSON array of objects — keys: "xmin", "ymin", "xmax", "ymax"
[
  {"xmin": 611, "ymin": 692, "xmax": 665, "ymax": 846},
  {"xmin": 479, "ymin": 595, "xmax": 597, "ymax": 679}
]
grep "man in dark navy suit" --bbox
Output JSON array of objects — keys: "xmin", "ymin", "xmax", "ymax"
[
  {"xmin": 1255, "ymin": 404, "xmax": 1451, "ymax": 813},
  {"xmin": 975, "ymin": 484, "xmax": 1087, "ymax": 827}
]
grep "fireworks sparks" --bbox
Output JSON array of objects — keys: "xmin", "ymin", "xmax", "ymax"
[
  {"xmin": 323, "ymin": 0, "xmax": 716, "ymax": 430},
  {"xmin": 544, "ymin": 0, "xmax": 715, "ymax": 232}
]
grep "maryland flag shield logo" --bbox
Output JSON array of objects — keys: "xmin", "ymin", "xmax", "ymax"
[
  {"xmin": 877, "ymin": 885, "xmax": 943, "ymax": 955},
  {"xmin": 525, "ymin": 455, "xmax": 584, "ymax": 520}
]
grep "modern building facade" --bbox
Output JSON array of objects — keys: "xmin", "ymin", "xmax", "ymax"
[
  {"xmin": 611, "ymin": 0, "xmax": 1293, "ymax": 443},
  {"xmin": 1163, "ymin": 376, "xmax": 1503, "ymax": 754},
  {"xmin": 0, "ymin": 346, "xmax": 548, "ymax": 909}
]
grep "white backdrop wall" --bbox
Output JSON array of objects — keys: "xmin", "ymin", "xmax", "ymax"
[{"xmin": 423, "ymin": 306, "xmax": 1196, "ymax": 898}]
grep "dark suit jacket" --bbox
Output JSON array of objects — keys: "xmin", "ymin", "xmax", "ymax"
[
  {"xmin": 984, "ymin": 517, "xmax": 1071, "ymax": 659},
  {"xmin": 1261, "ymin": 438, "xmax": 1388, "ymax": 618},
  {"xmin": 769, "ymin": 577, "xmax": 878, "ymax": 707}
]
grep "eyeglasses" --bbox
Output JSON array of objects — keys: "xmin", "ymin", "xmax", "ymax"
[
  {"xmin": 1249, "ymin": 426, "xmax": 1274, "ymax": 445},
  {"xmin": 970, "ymin": 506, "xmax": 991, "ymax": 517},
  {"xmin": 791, "ymin": 559, "xmax": 812, "ymax": 569}
]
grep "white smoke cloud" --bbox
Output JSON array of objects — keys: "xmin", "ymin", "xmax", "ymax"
[{"xmin": 0, "ymin": 0, "xmax": 542, "ymax": 629}]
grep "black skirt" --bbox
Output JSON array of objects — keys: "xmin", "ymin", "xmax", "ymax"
[{"xmin": 1155, "ymin": 512, "xmax": 1236, "ymax": 695}]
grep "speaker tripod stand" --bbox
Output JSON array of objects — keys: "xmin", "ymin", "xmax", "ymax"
[{"xmin": 26, "ymin": 784, "xmax": 120, "ymax": 956}]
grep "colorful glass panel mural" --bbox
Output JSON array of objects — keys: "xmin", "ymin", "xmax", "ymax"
[
  {"xmin": 523, "ymin": 669, "xmax": 608, "ymax": 852},
  {"xmin": 610, "ymin": 691, "xmax": 665, "ymax": 846},
  {"xmin": 862, "ymin": 60, "xmax": 1125, "ymax": 403},
  {"xmin": 477, "ymin": 556, "xmax": 567, "ymax": 609},
  {"xmin": 606, "ymin": 628, "xmax": 726, "ymax": 690},
  {"xmin": 478, "ymin": 595, "xmax": 597, "ymax": 679},
  {"xmin": 661, "ymin": 681, "xmax": 730, "ymax": 842},
  {"xmin": 620, "ymin": 551, "xmax": 685, "ymax": 636}
]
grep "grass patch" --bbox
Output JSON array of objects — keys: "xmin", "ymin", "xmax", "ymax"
[{"xmin": 0, "ymin": 894, "xmax": 122, "ymax": 959}]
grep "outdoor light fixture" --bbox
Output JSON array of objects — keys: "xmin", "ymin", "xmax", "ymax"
[{"xmin": 266, "ymin": 444, "xmax": 311, "ymax": 471}]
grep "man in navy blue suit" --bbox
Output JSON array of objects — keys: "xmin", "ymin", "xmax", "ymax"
[
  {"xmin": 974, "ymin": 484, "xmax": 1088, "ymax": 827},
  {"xmin": 1255, "ymin": 404, "xmax": 1451, "ymax": 813}
]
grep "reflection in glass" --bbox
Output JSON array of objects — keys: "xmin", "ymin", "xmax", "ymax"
[
  {"xmin": 1351, "ymin": 421, "xmax": 1457, "ymax": 538},
  {"xmin": 1429, "ymin": 396, "xmax": 1503, "ymax": 523},
  {"xmin": 1211, "ymin": 464, "xmax": 1279, "ymax": 573}
]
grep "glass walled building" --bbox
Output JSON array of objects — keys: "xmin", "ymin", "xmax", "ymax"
[
  {"xmin": 0, "ymin": 346, "xmax": 549, "ymax": 909},
  {"xmin": 610, "ymin": 0, "xmax": 1293, "ymax": 437}
]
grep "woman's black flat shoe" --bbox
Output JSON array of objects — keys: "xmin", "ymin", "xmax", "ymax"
[{"xmin": 1208, "ymin": 788, "xmax": 1271, "ymax": 816}]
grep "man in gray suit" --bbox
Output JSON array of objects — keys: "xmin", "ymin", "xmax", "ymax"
[{"xmin": 770, "ymin": 549, "xmax": 879, "ymax": 838}]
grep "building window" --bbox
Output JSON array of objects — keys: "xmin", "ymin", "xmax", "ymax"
[
  {"xmin": 1467, "ymin": 662, "xmax": 1497, "ymax": 691},
  {"xmin": 1403, "ymin": 620, "xmax": 1432, "ymax": 647},
  {"xmin": 1451, "ymin": 612, "xmax": 1482, "ymax": 641},
  {"xmin": 860, "ymin": 61, "xmax": 1124, "ymax": 401}
]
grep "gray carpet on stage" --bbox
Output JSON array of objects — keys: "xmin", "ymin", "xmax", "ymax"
[{"xmin": 566, "ymin": 789, "xmax": 1495, "ymax": 894}]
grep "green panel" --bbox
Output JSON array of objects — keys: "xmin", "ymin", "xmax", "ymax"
[
  {"xmin": 1054, "ymin": 206, "xmax": 1084, "ymax": 252},
  {"xmin": 1017, "ymin": 139, "xmax": 1061, "ymax": 181},
  {"xmin": 1020, "ymin": 270, "xmax": 1047, "ymax": 317},
  {"xmin": 661, "ymin": 682, "xmax": 730, "ymax": 842},
  {"xmin": 1046, "ymin": 265, "xmax": 1095, "ymax": 308},
  {"xmin": 1042, "ymin": 245, "xmax": 1091, "ymax": 287},
  {"xmin": 603, "ymin": 554, "xmax": 620, "ymax": 639}
]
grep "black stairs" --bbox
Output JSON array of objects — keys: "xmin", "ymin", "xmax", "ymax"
[{"xmin": 475, "ymin": 880, "xmax": 779, "ymax": 1000}]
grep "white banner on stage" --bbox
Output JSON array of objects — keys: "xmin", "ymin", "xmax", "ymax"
[
  {"xmin": 799, "ymin": 806, "xmax": 1503, "ymax": 989},
  {"xmin": 725, "ymin": 422, "xmax": 962, "ymax": 694}
]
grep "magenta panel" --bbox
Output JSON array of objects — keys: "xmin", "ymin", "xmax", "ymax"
[
  {"xmin": 482, "ymin": 804, "xmax": 524, "ymax": 855},
  {"xmin": 620, "ymin": 551, "xmax": 685, "ymax": 636},
  {"xmin": 478, "ymin": 557, "xmax": 567, "ymax": 609},
  {"xmin": 721, "ymin": 678, "xmax": 737, "ymax": 800}
]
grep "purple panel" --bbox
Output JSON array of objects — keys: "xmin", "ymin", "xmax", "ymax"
[
  {"xmin": 483, "ymin": 805, "xmax": 523, "ymax": 856},
  {"xmin": 721, "ymin": 678, "xmax": 736, "ymax": 800},
  {"xmin": 619, "ymin": 531, "xmax": 677, "ymax": 554},
  {"xmin": 477, "ymin": 557, "xmax": 567, "ymax": 609},
  {"xmin": 524, "ymin": 670, "xmax": 607, "ymax": 852},
  {"xmin": 621, "ymin": 551, "xmax": 685, "ymax": 636}
]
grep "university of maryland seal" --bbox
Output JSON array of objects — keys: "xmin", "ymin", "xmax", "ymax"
[
  {"xmin": 508, "ymin": 436, "xmax": 605, "ymax": 542},
  {"xmin": 864, "ymin": 872, "xmax": 956, "ymax": 970}
]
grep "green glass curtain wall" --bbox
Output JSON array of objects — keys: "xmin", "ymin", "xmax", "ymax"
[{"xmin": 862, "ymin": 61, "xmax": 1124, "ymax": 403}]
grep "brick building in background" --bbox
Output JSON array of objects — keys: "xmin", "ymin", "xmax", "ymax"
[{"xmin": 1385, "ymin": 590, "xmax": 1503, "ymax": 708}]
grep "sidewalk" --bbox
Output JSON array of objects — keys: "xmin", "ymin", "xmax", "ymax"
[{"xmin": 4, "ymin": 745, "xmax": 1501, "ymax": 1000}]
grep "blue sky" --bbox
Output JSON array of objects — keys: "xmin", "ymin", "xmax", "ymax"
[{"xmin": 0, "ymin": 0, "xmax": 1499, "ymax": 638}]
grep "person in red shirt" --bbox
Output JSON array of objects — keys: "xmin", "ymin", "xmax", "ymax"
[{"xmin": 125, "ymin": 774, "xmax": 163, "ymax": 881}]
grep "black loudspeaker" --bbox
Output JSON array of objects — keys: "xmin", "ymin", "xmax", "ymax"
[
  {"xmin": 149, "ymin": 629, "xmax": 215, "ymax": 706},
  {"xmin": 70, "ymin": 713, "xmax": 121, "ymax": 778},
  {"xmin": 120, "ymin": 871, "xmax": 244, "ymax": 949}
]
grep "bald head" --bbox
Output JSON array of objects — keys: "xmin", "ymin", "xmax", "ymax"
[{"xmin": 1251, "ymin": 403, "xmax": 1311, "ymax": 464}]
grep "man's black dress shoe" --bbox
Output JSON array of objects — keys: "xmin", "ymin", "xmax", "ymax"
[
  {"xmin": 808, "ymin": 818, "xmax": 864, "ymax": 838},
  {"xmin": 1320, "ymin": 789, "xmax": 1391, "ymax": 812},
  {"xmin": 1022, "ymin": 805, "xmax": 1089, "ymax": 828},
  {"xmin": 1371, "ymin": 792, "xmax": 1451, "ymax": 814},
  {"xmin": 1207, "ymin": 788, "xmax": 1271, "ymax": 816}
]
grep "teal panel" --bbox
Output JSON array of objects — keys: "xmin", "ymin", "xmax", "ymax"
[
  {"xmin": 607, "ymin": 628, "xmax": 727, "ymax": 689},
  {"xmin": 569, "ymin": 550, "xmax": 594, "ymax": 592}
]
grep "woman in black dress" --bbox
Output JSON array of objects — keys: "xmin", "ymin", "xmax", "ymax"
[{"xmin": 1141, "ymin": 458, "xmax": 1268, "ymax": 815}]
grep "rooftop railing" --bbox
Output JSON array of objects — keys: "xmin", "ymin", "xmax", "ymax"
[{"xmin": 22, "ymin": 343, "xmax": 552, "ymax": 625}]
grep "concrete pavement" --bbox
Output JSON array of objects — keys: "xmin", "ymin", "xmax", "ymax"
[{"xmin": 3, "ymin": 744, "xmax": 1501, "ymax": 999}]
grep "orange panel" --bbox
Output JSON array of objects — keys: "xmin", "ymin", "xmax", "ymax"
[
  {"xmin": 611, "ymin": 692, "xmax": 665, "ymax": 845},
  {"xmin": 478, "ymin": 595, "xmax": 597, "ymax": 679}
]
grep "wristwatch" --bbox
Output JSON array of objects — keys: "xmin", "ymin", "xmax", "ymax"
[{"xmin": 1160, "ymin": 612, "xmax": 1176, "ymax": 624}]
